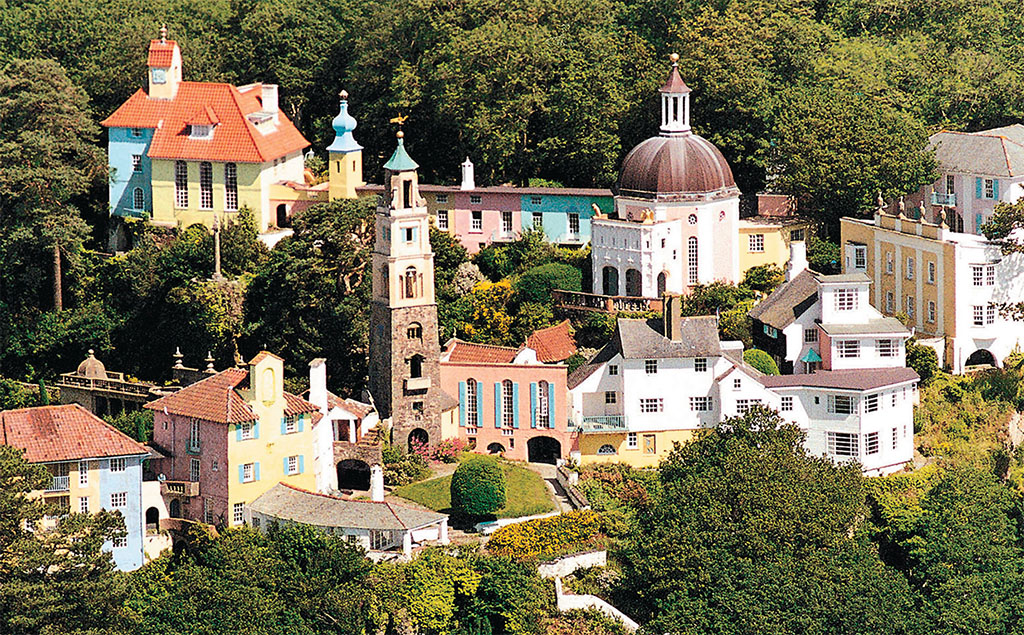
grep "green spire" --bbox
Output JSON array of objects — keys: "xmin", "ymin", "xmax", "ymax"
[{"xmin": 383, "ymin": 132, "xmax": 419, "ymax": 172}]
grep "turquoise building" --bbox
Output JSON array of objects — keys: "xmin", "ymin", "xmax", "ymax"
[
  {"xmin": 519, "ymin": 191, "xmax": 613, "ymax": 246},
  {"xmin": 107, "ymin": 126, "xmax": 154, "ymax": 220}
]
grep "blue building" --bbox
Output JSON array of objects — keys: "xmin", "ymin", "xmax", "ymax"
[{"xmin": 107, "ymin": 126, "xmax": 155, "ymax": 221}]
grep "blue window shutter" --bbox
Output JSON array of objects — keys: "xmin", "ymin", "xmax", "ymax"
[
  {"xmin": 530, "ymin": 383, "xmax": 538, "ymax": 429},
  {"xmin": 238, "ymin": 464, "xmax": 244, "ymax": 483},
  {"xmin": 976, "ymin": 177, "xmax": 983, "ymax": 199},
  {"xmin": 549, "ymin": 387, "xmax": 556, "ymax": 429},
  {"xmin": 299, "ymin": 455, "xmax": 304, "ymax": 474},
  {"xmin": 280, "ymin": 417, "xmax": 286, "ymax": 435},
  {"xmin": 512, "ymin": 383, "xmax": 520, "ymax": 429},
  {"xmin": 253, "ymin": 421, "xmax": 259, "ymax": 439},
  {"xmin": 254, "ymin": 462, "xmax": 261, "ymax": 481},
  {"xmin": 236, "ymin": 424, "xmax": 242, "ymax": 442},
  {"xmin": 283, "ymin": 457, "xmax": 289, "ymax": 474},
  {"xmin": 494, "ymin": 382, "xmax": 502, "ymax": 428},
  {"xmin": 458, "ymin": 382, "xmax": 467, "ymax": 427},
  {"xmin": 476, "ymin": 381, "xmax": 484, "ymax": 427},
  {"xmin": 993, "ymin": 179, "xmax": 1000, "ymax": 199},
  {"xmin": 976, "ymin": 214, "xmax": 982, "ymax": 231},
  {"xmin": 298, "ymin": 415, "xmax": 304, "ymax": 433}
]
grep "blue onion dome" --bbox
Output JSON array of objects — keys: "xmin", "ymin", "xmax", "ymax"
[{"xmin": 326, "ymin": 89, "xmax": 362, "ymax": 153}]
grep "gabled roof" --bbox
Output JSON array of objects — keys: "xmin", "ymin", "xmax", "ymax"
[
  {"xmin": 761, "ymin": 367, "xmax": 920, "ymax": 392},
  {"xmin": 748, "ymin": 269, "xmax": 819, "ymax": 330},
  {"xmin": 525, "ymin": 320, "xmax": 577, "ymax": 363},
  {"xmin": 145, "ymin": 368, "xmax": 317, "ymax": 424},
  {"xmin": 301, "ymin": 389, "xmax": 375, "ymax": 419},
  {"xmin": 928, "ymin": 126, "xmax": 1024, "ymax": 178},
  {"xmin": 250, "ymin": 483, "xmax": 447, "ymax": 532},
  {"xmin": 101, "ymin": 82, "xmax": 308, "ymax": 163},
  {"xmin": 617, "ymin": 316, "xmax": 720, "ymax": 359},
  {"xmin": 147, "ymin": 39, "xmax": 177, "ymax": 67},
  {"xmin": 442, "ymin": 339, "xmax": 519, "ymax": 364},
  {"xmin": 1, "ymin": 404, "xmax": 149, "ymax": 463}
]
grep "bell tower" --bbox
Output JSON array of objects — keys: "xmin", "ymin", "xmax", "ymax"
[
  {"xmin": 327, "ymin": 90, "xmax": 364, "ymax": 200},
  {"xmin": 147, "ymin": 25, "xmax": 182, "ymax": 100},
  {"xmin": 368, "ymin": 131, "xmax": 442, "ymax": 450}
]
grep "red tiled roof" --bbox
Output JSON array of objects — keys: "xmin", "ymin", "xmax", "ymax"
[
  {"xmin": 326, "ymin": 393, "xmax": 374, "ymax": 418},
  {"xmin": 249, "ymin": 351, "xmax": 283, "ymax": 365},
  {"xmin": 444, "ymin": 340, "xmax": 518, "ymax": 364},
  {"xmin": 1, "ymin": 404, "xmax": 149, "ymax": 463},
  {"xmin": 187, "ymin": 105, "xmax": 219, "ymax": 125},
  {"xmin": 101, "ymin": 82, "xmax": 308, "ymax": 163},
  {"xmin": 525, "ymin": 320, "xmax": 576, "ymax": 363},
  {"xmin": 148, "ymin": 39, "xmax": 177, "ymax": 67},
  {"xmin": 145, "ymin": 368, "xmax": 318, "ymax": 423}
]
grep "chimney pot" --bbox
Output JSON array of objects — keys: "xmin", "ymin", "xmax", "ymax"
[
  {"xmin": 786, "ymin": 240, "xmax": 808, "ymax": 282},
  {"xmin": 261, "ymin": 84, "xmax": 279, "ymax": 123}
]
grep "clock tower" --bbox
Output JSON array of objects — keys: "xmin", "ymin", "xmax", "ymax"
[
  {"xmin": 368, "ymin": 131, "xmax": 442, "ymax": 451},
  {"xmin": 147, "ymin": 25, "xmax": 182, "ymax": 100}
]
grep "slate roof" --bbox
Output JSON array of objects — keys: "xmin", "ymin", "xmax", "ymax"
[
  {"xmin": 760, "ymin": 367, "xmax": 920, "ymax": 391},
  {"xmin": 442, "ymin": 339, "xmax": 519, "ymax": 364},
  {"xmin": 101, "ymin": 82, "xmax": 308, "ymax": 163},
  {"xmin": 1, "ymin": 404, "xmax": 149, "ymax": 463},
  {"xmin": 250, "ymin": 483, "xmax": 447, "ymax": 531},
  {"xmin": 929, "ymin": 125, "xmax": 1024, "ymax": 178},
  {"xmin": 145, "ymin": 368, "xmax": 318, "ymax": 424},
  {"xmin": 819, "ymin": 318, "xmax": 911, "ymax": 336},
  {"xmin": 815, "ymin": 272, "xmax": 871, "ymax": 285},
  {"xmin": 525, "ymin": 320, "xmax": 577, "ymax": 363},
  {"xmin": 748, "ymin": 269, "xmax": 819, "ymax": 330}
]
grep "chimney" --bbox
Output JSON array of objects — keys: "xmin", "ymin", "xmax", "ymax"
[
  {"xmin": 261, "ymin": 84, "xmax": 279, "ymax": 123},
  {"xmin": 308, "ymin": 358, "xmax": 328, "ymax": 413},
  {"xmin": 460, "ymin": 157, "xmax": 475, "ymax": 190},
  {"xmin": 370, "ymin": 464, "xmax": 385, "ymax": 502},
  {"xmin": 786, "ymin": 240, "xmax": 808, "ymax": 282},
  {"xmin": 663, "ymin": 294, "xmax": 683, "ymax": 341}
]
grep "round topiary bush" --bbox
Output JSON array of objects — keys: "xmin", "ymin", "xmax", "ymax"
[
  {"xmin": 743, "ymin": 348, "xmax": 780, "ymax": 375},
  {"xmin": 450, "ymin": 456, "xmax": 506, "ymax": 516}
]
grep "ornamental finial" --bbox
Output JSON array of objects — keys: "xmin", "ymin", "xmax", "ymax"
[
  {"xmin": 669, "ymin": 52, "xmax": 679, "ymax": 65},
  {"xmin": 159, "ymin": 24, "xmax": 167, "ymax": 43},
  {"xmin": 339, "ymin": 89, "xmax": 348, "ymax": 100}
]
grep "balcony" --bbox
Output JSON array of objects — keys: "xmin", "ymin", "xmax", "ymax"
[
  {"xmin": 577, "ymin": 415, "xmax": 628, "ymax": 433},
  {"xmin": 161, "ymin": 480, "xmax": 200, "ymax": 497},
  {"xmin": 555, "ymin": 232, "xmax": 585, "ymax": 245},
  {"xmin": 45, "ymin": 476, "xmax": 70, "ymax": 492},
  {"xmin": 57, "ymin": 372, "xmax": 153, "ymax": 397},
  {"xmin": 552, "ymin": 289, "xmax": 663, "ymax": 314},
  {"xmin": 405, "ymin": 377, "xmax": 431, "ymax": 391},
  {"xmin": 931, "ymin": 192, "xmax": 956, "ymax": 206}
]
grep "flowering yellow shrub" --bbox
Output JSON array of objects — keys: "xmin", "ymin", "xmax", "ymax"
[{"xmin": 487, "ymin": 510, "xmax": 602, "ymax": 561}]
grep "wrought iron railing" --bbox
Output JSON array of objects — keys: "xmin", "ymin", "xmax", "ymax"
[
  {"xmin": 45, "ymin": 476, "xmax": 70, "ymax": 492},
  {"xmin": 577, "ymin": 415, "xmax": 628, "ymax": 433},
  {"xmin": 552, "ymin": 289, "xmax": 663, "ymax": 314}
]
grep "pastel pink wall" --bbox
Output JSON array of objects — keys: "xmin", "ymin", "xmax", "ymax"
[
  {"xmin": 819, "ymin": 328, "xmax": 832, "ymax": 370},
  {"xmin": 151, "ymin": 412, "xmax": 229, "ymax": 523},
  {"xmin": 444, "ymin": 192, "xmax": 524, "ymax": 252},
  {"xmin": 439, "ymin": 361, "xmax": 574, "ymax": 462}
]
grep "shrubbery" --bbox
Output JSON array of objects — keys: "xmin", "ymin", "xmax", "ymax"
[
  {"xmin": 487, "ymin": 510, "xmax": 602, "ymax": 561},
  {"xmin": 451, "ymin": 456, "xmax": 506, "ymax": 516},
  {"xmin": 383, "ymin": 442, "xmax": 429, "ymax": 486},
  {"xmin": 743, "ymin": 348, "xmax": 780, "ymax": 375},
  {"xmin": 513, "ymin": 262, "xmax": 582, "ymax": 304}
]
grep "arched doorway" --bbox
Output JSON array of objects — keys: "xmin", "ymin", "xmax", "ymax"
[
  {"xmin": 337, "ymin": 459, "xmax": 371, "ymax": 491},
  {"xmin": 145, "ymin": 507, "xmax": 159, "ymax": 530},
  {"xmin": 486, "ymin": 443, "xmax": 506, "ymax": 455},
  {"xmin": 966, "ymin": 349, "xmax": 997, "ymax": 368},
  {"xmin": 602, "ymin": 266, "xmax": 619, "ymax": 296},
  {"xmin": 625, "ymin": 269, "xmax": 642, "ymax": 297},
  {"xmin": 276, "ymin": 204, "xmax": 288, "ymax": 227},
  {"xmin": 657, "ymin": 271, "xmax": 668, "ymax": 296},
  {"xmin": 169, "ymin": 499, "xmax": 181, "ymax": 518},
  {"xmin": 527, "ymin": 436, "xmax": 562, "ymax": 464},
  {"xmin": 408, "ymin": 428, "xmax": 429, "ymax": 453}
]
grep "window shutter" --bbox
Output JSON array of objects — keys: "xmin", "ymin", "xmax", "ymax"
[
  {"xmin": 512, "ymin": 383, "xmax": 520, "ymax": 429},
  {"xmin": 298, "ymin": 455, "xmax": 304, "ymax": 474},
  {"xmin": 236, "ymin": 424, "xmax": 242, "ymax": 442},
  {"xmin": 548, "ymin": 387, "xmax": 556, "ymax": 428},
  {"xmin": 253, "ymin": 421, "xmax": 259, "ymax": 439},
  {"xmin": 254, "ymin": 462, "xmax": 261, "ymax": 481},
  {"xmin": 976, "ymin": 177, "xmax": 982, "ymax": 199},
  {"xmin": 993, "ymin": 179, "xmax": 1000, "ymax": 199},
  {"xmin": 494, "ymin": 382, "xmax": 502, "ymax": 428},
  {"xmin": 280, "ymin": 417, "xmax": 286, "ymax": 435},
  {"xmin": 476, "ymin": 381, "xmax": 484, "ymax": 427},
  {"xmin": 530, "ymin": 382, "xmax": 538, "ymax": 429},
  {"xmin": 458, "ymin": 382, "xmax": 467, "ymax": 427},
  {"xmin": 283, "ymin": 457, "xmax": 289, "ymax": 474},
  {"xmin": 238, "ymin": 464, "xmax": 245, "ymax": 483},
  {"xmin": 298, "ymin": 415, "xmax": 304, "ymax": 433}
]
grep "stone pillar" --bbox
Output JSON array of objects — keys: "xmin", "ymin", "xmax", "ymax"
[
  {"xmin": 370, "ymin": 464, "xmax": 385, "ymax": 502},
  {"xmin": 402, "ymin": 530, "xmax": 413, "ymax": 556},
  {"xmin": 349, "ymin": 420, "xmax": 356, "ymax": 444},
  {"xmin": 439, "ymin": 518, "xmax": 450, "ymax": 545}
]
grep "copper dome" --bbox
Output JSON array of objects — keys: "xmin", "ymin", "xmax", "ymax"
[
  {"xmin": 618, "ymin": 133, "xmax": 738, "ymax": 200},
  {"xmin": 76, "ymin": 350, "xmax": 108, "ymax": 379}
]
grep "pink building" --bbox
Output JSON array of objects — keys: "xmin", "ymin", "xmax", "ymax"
[{"xmin": 439, "ymin": 339, "xmax": 575, "ymax": 463}]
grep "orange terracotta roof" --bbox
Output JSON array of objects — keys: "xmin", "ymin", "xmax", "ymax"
[
  {"xmin": 1, "ymin": 404, "xmax": 149, "ymax": 463},
  {"xmin": 283, "ymin": 391, "xmax": 320, "ymax": 417},
  {"xmin": 444, "ymin": 340, "xmax": 518, "ymax": 364},
  {"xmin": 326, "ymin": 393, "xmax": 374, "ymax": 418},
  {"xmin": 249, "ymin": 351, "xmax": 283, "ymax": 365},
  {"xmin": 187, "ymin": 105, "xmax": 219, "ymax": 125},
  {"xmin": 101, "ymin": 82, "xmax": 308, "ymax": 163},
  {"xmin": 148, "ymin": 39, "xmax": 177, "ymax": 67},
  {"xmin": 525, "ymin": 320, "xmax": 577, "ymax": 363}
]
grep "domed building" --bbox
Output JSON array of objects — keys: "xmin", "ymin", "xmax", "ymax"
[{"xmin": 591, "ymin": 56, "xmax": 741, "ymax": 298}]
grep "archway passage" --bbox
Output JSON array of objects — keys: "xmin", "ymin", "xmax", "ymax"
[
  {"xmin": 966, "ymin": 349, "xmax": 997, "ymax": 368},
  {"xmin": 625, "ymin": 269, "xmax": 642, "ymax": 297},
  {"xmin": 337, "ymin": 459, "xmax": 371, "ymax": 491},
  {"xmin": 408, "ymin": 428, "xmax": 429, "ymax": 453},
  {"xmin": 527, "ymin": 436, "xmax": 562, "ymax": 464},
  {"xmin": 276, "ymin": 204, "xmax": 289, "ymax": 227},
  {"xmin": 145, "ymin": 506, "xmax": 159, "ymax": 529},
  {"xmin": 602, "ymin": 266, "xmax": 619, "ymax": 296},
  {"xmin": 657, "ymin": 271, "xmax": 667, "ymax": 296},
  {"xmin": 169, "ymin": 499, "xmax": 181, "ymax": 518},
  {"xmin": 486, "ymin": 443, "xmax": 506, "ymax": 455}
]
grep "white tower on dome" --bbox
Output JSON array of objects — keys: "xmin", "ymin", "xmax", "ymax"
[{"xmin": 660, "ymin": 53, "xmax": 691, "ymax": 135}]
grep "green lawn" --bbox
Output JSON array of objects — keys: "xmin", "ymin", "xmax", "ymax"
[{"xmin": 393, "ymin": 461, "xmax": 555, "ymax": 518}]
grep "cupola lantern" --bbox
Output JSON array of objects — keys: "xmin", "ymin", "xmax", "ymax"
[{"xmin": 660, "ymin": 53, "xmax": 691, "ymax": 135}]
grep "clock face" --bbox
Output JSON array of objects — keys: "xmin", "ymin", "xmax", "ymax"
[{"xmin": 152, "ymin": 68, "xmax": 167, "ymax": 84}]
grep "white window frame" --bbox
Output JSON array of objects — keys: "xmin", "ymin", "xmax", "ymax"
[
  {"xmin": 109, "ymin": 458, "xmax": 126, "ymax": 472},
  {"xmin": 568, "ymin": 213, "xmax": 580, "ymax": 235},
  {"xmin": 864, "ymin": 393, "xmax": 879, "ymax": 413},
  {"xmin": 837, "ymin": 340, "xmax": 860, "ymax": 358},
  {"xmin": 501, "ymin": 211, "xmax": 513, "ymax": 234},
  {"xmin": 803, "ymin": 328, "xmax": 818, "ymax": 343},
  {"xmin": 639, "ymin": 398, "xmax": 664, "ymax": 413},
  {"xmin": 853, "ymin": 245, "xmax": 867, "ymax": 270},
  {"xmin": 835, "ymin": 288, "xmax": 857, "ymax": 311},
  {"xmin": 189, "ymin": 420, "xmax": 201, "ymax": 451},
  {"xmin": 286, "ymin": 455, "xmax": 299, "ymax": 475},
  {"xmin": 174, "ymin": 161, "xmax": 188, "ymax": 208},
  {"xmin": 79, "ymin": 460, "xmax": 89, "ymax": 486},
  {"xmin": 532, "ymin": 212, "xmax": 543, "ymax": 229},
  {"xmin": 110, "ymin": 492, "xmax": 127, "ymax": 508},
  {"xmin": 927, "ymin": 261, "xmax": 935, "ymax": 284},
  {"xmin": 190, "ymin": 458, "xmax": 200, "ymax": 482},
  {"xmin": 437, "ymin": 209, "xmax": 448, "ymax": 230},
  {"xmin": 608, "ymin": 365, "xmax": 618, "ymax": 376},
  {"xmin": 132, "ymin": 154, "xmax": 142, "ymax": 173},
  {"xmin": 240, "ymin": 422, "xmax": 253, "ymax": 441},
  {"xmin": 827, "ymin": 431, "xmax": 858, "ymax": 457},
  {"xmin": 694, "ymin": 358, "xmax": 708, "ymax": 372},
  {"xmin": 604, "ymin": 391, "xmax": 617, "ymax": 404},
  {"xmin": 466, "ymin": 379, "xmax": 478, "ymax": 427},
  {"xmin": 905, "ymin": 296, "xmax": 915, "ymax": 318},
  {"xmin": 112, "ymin": 536, "xmax": 128, "ymax": 549},
  {"xmin": 749, "ymin": 234, "xmax": 765, "ymax": 253},
  {"xmin": 538, "ymin": 382, "xmax": 550, "ymax": 427},
  {"xmin": 471, "ymin": 210, "xmax": 482, "ymax": 232},
  {"xmin": 984, "ymin": 178, "xmax": 995, "ymax": 199},
  {"xmin": 242, "ymin": 463, "xmax": 255, "ymax": 483},
  {"xmin": 865, "ymin": 431, "xmax": 880, "ymax": 455},
  {"xmin": 781, "ymin": 396, "xmax": 793, "ymax": 412},
  {"xmin": 690, "ymin": 396, "xmax": 712, "ymax": 412},
  {"xmin": 876, "ymin": 339, "xmax": 896, "ymax": 358},
  {"xmin": 470, "ymin": 194, "xmax": 482, "ymax": 204},
  {"xmin": 233, "ymin": 502, "xmax": 245, "ymax": 524},
  {"xmin": 927, "ymin": 301, "xmax": 936, "ymax": 323},
  {"xmin": 435, "ymin": 193, "xmax": 448, "ymax": 204},
  {"xmin": 736, "ymin": 398, "xmax": 761, "ymax": 414},
  {"xmin": 885, "ymin": 291, "xmax": 894, "ymax": 314},
  {"xmin": 225, "ymin": 163, "xmax": 238, "ymax": 211},
  {"xmin": 626, "ymin": 432, "xmax": 638, "ymax": 449},
  {"xmin": 285, "ymin": 416, "xmax": 298, "ymax": 434},
  {"xmin": 79, "ymin": 497, "xmax": 89, "ymax": 514},
  {"xmin": 501, "ymin": 380, "xmax": 514, "ymax": 427},
  {"xmin": 905, "ymin": 257, "xmax": 914, "ymax": 280},
  {"xmin": 827, "ymin": 395, "xmax": 856, "ymax": 415},
  {"xmin": 644, "ymin": 359, "xmax": 658, "ymax": 374},
  {"xmin": 885, "ymin": 252, "xmax": 894, "ymax": 274}
]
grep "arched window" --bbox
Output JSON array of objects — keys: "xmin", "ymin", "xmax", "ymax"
[
  {"xmin": 597, "ymin": 444, "xmax": 617, "ymax": 455},
  {"xmin": 688, "ymin": 236, "xmax": 699, "ymax": 284},
  {"xmin": 407, "ymin": 322, "xmax": 422, "ymax": 339},
  {"xmin": 466, "ymin": 379, "xmax": 478, "ymax": 427},
  {"xmin": 502, "ymin": 380, "xmax": 514, "ymax": 427},
  {"xmin": 132, "ymin": 187, "xmax": 144, "ymax": 210},
  {"xmin": 602, "ymin": 266, "xmax": 619, "ymax": 296},
  {"xmin": 409, "ymin": 355, "xmax": 423, "ymax": 379},
  {"xmin": 657, "ymin": 272, "xmax": 667, "ymax": 296},
  {"xmin": 538, "ymin": 381, "xmax": 550, "ymax": 428},
  {"xmin": 404, "ymin": 267, "xmax": 417, "ymax": 298}
]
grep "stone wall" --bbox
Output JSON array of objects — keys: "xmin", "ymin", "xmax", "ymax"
[
  {"xmin": 554, "ymin": 577, "xmax": 638, "ymax": 632},
  {"xmin": 538, "ymin": 550, "xmax": 606, "ymax": 578},
  {"xmin": 556, "ymin": 466, "xmax": 590, "ymax": 510}
]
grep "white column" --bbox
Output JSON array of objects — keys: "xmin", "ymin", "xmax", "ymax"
[
  {"xmin": 348, "ymin": 419, "xmax": 356, "ymax": 444},
  {"xmin": 402, "ymin": 530, "xmax": 413, "ymax": 556},
  {"xmin": 439, "ymin": 518, "xmax": 450, "ymax": 545}
]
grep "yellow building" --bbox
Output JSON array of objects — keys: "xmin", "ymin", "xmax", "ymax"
[{"xmin": 738, "ymin": 215, "xmax": 814, "ymax": 276}]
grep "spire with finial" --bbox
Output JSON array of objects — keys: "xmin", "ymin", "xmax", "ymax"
[
  {"xmin": 159, "ymin": 24, "xmax": 168, "ymax": 43},
  {"xmin": 383, "ymin": 119, "xmax": 419, "ymax": 173},
  {"xmin": 173, "ymin": 346, "xmax": 184, "ymax": 369},
  {"xmin": 660, "ymin": 53, "xmax": 691, "ymax": 135},
  {"xmin": 204, "ymin": 352, "xmax": 216, "ymax": 374},
  {"xmin": 326, "ymin": 88, "xmax": 363, "ymax": 154}
]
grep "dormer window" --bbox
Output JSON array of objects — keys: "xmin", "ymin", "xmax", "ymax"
[
  {"xmin": 190, "ymin": 124, "xmax": 214, "ymax": 139},
  {"xmin": 834, "ymin": 288, "xmax": 858, "ymax": 311}
]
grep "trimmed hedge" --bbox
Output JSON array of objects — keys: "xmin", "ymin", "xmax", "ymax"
[
  {"xmin": 487, "ymin": 510, "xmax": 602, "ymax": 560},
  {"xmin": 513, "ymin": 262, "xmax": 582, "ymax": 304},
  {"xmin": 450, "ymin": 456, "xmax": 506, "ymax": 515},
  {"xmin": 743, "ymin": 348, "xmax": 780, "ymax": 375}
]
